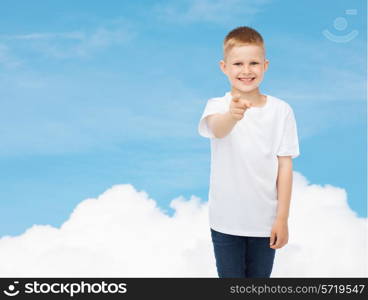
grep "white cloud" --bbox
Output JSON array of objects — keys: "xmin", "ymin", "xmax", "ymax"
[
  {"xmin": 0, "ymin": 25, "xmax": 136, "ymax": 59},
  {"xmin": 1, "ymin": 32, "xmax": 85, "ymax": 41},
  {"xmin": 153, "ymin": 0, "xmax": 272, "ymax": 25},
  {"xmin": 0, "ymin": 171, "xmax": 366, "ymax": 277},
  {"xmin": 32, "ymin": 28, "xmax": 135, "ymax": 59}
]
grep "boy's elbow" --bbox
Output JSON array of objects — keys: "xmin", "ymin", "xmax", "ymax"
[
  {"xmin": 211, "ymin": 127, "xmax": 223, "ymax": 139},
  {"xmin": 211, "ymin": 127, "xmax": 221, "ymax": 138}
]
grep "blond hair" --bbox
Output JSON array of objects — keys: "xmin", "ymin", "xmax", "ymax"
[{"xmin": 223, "ymin": 26, "xmax": 265, "ymax": 61}]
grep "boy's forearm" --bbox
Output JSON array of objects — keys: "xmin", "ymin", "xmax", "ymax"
[
  {"xmin": 275, "ymin": 164, "xmax": 293, "ymax": 221},
  {"xmin": 210, "ymin": 111, "xmax": 238, "ymax": 138}
]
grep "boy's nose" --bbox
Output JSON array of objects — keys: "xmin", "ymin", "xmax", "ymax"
[{"xmin": 241, "ymin": 67, "xmax": 251, "ymax": 74}]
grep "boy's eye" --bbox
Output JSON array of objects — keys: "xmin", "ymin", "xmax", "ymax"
[{"xmin": 234, "ymin": 62, "xmax": 259, "ymax": 65}]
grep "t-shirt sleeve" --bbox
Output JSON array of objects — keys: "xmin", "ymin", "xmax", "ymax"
[
  {"xmin": 277, "ymin": 107, "xmax": 300, "ymax": 159},
  {"xmin": 198, "ymin": 98, "xmax": 228, "ymax": 138}
]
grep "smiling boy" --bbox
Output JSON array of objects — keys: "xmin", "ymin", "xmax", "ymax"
[{"xmin": 198, "ymin": 26, "xmax": 300, "ymax": 278}]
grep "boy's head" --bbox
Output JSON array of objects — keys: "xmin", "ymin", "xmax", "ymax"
[{"xmin": 220, "ymin": 26, "xmax": 269, "ymax": 94}]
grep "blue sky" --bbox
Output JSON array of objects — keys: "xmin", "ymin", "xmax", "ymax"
[{"xmin": 0, "ymin": 0, "xmax": 366, "ymax": 237}]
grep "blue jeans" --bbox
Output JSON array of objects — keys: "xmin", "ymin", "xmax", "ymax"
[{"xmin": 210, "ymin": 228, "xmax": 276, "ymax": 278}]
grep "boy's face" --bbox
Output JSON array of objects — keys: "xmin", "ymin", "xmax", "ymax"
[{"xmin": 220, "ymin": 44, "xmax": 269, "ymax": 94}]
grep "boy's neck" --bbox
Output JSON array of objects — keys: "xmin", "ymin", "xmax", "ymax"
[{"xmin": 230, "ymin": 87, "xmax": 265, "ymax": 107}]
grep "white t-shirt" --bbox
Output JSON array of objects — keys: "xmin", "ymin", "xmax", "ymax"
[{"xmin": 198, "ymin": 91, "xmax": 300, "ymax": 237}]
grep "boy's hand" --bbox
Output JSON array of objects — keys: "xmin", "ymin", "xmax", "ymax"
[
  {"xmin": 229, "ymin": 94, "xmax": 252, "ymax": 121},
  {"xmin": 269, "ymin": 219, "xmax": 289, "ymax": 249}
]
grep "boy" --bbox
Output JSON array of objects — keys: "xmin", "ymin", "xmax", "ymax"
[{"xmin": 198, "ymin": 26, "xmax": 300, "ymax": 278}]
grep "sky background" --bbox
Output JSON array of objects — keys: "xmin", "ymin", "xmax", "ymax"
[{"xmin": 0, "ymin": 0, "xmax": 366, "ymax": 277}]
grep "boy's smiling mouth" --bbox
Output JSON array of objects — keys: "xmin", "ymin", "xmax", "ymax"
[{"xmin": 238, "ymin": 77, "xmax": 255, "ymax": 84}]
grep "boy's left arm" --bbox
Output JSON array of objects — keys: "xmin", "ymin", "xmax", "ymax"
[{"xmin": 270, "ymin": 156, "xmax": 293, "ymax": 249}]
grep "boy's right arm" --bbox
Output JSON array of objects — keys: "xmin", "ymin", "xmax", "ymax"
[{"xmin": 206, "ymin": 112, "xmax": 238, "ymax": 139}]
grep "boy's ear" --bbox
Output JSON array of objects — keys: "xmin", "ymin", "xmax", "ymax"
[
  {"xmin": 264, "ymin": 59, "xmax": 269, "ymax": 72},
  {"xmin": 219, "ymin": 60, "xmax": 226, "ymax": 74}
]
